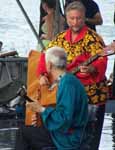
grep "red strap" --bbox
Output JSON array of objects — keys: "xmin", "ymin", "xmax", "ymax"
[{"xmin": 36, "ymin": 53, "xmax": 47, "ymax": 76}]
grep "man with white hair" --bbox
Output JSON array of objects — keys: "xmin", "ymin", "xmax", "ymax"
[{"xmin": 15, "ymin": 46, "xmax": 88, "ymax": 150}]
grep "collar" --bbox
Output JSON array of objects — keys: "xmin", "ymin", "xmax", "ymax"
[
  {"xmin": 64, "ymin": 25, "xmax": 88, "ymax": 44},
  {"xmin": 49, "ymin": 72, "xmax": 66, "ymax": 90},
  {"xmin": 57, "ymin": 72, "xmax": 66, "ymax": 81}
]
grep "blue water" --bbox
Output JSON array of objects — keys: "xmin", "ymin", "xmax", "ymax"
[{"xmin": 0, "ymin": 0, "xmax": 115, "ymax": 149}]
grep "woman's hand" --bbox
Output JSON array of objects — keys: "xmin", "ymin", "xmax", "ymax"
[{"xmin": 40, "ymin": 34, "xmax": 48, "ymax": 40}]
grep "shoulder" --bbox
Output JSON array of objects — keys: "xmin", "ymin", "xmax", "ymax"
[
  {"xmin": 54, "ymin": 31, "xmax": 66, "ymax": 39},
  {"xmin": 59, "ymin": 73, "xmax": 87, "ymax": 98},
  {"xmin": 61, "ymin": 73, "xmax": 83, "ymax": 87},
  {"xmin": 86, "ymin": 28, "xmax": 104, "ymax": 44},
  {"xmin": 47, "ymin": 31, "xmax": 66, "ymax": 48}
]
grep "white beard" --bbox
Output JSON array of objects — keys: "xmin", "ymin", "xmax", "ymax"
[
  {"xmin": 71, "ymin": 27, "xmax": 81, "ymax": 32},
  {"xmin": 70, "ymin": 23, "xmax": 84, "ymax": 33}
]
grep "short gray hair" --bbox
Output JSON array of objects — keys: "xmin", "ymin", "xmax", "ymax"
[
  {"xmin": 65, "ymin": 1, "xmax": 86, "ymax": 15},
  {"xmin": 45, "ymin": 46, "xmax": 67, "ymax": 69}
]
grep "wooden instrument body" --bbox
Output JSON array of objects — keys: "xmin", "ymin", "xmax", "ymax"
[{"xmin": 25, "ymin": 50, "xmax": 57, "ymax": 126}]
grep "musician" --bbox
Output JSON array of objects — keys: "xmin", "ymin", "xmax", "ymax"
[
  {"xmin": 38, "ymin": 2, "xmax": 108, "ymax": 149},
  {"xmin": 65, "ymin": 0, "xmax": 103, "ymax": 31},
  {"xmin": 15, "ymin": 46, "xmax": 88, "ymax": 150}
]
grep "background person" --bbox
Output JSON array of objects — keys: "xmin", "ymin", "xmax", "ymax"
[
  {"xmin": 37, "ymin": 0, "xmax": 64, "ymax": 51},
  {"xmin": 39, "ymin": 1, "xmax": 47, "ymax": 37},
  {"xmin": 37, "ymin": 0, "xmax": 56, "ymax": 50},
  {"xmin": 40, "ymin": 0, "xmax": 56, "ymax": 40}
]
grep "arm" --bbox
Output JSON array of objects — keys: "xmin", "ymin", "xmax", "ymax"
[
  {"xmin": 75, "ymin": 32, "xmax": 107, "ymax": 83},
  {"xmin": 41, "ymin": 14, "xmax": 54, "ymax": 40},
  {"xmin": 46, "ymin": 14, "xmax": 54, "ymax": 40},
  {"xmin": 41, "ymin": 82, "xmax": 76, "ymax": 131},
  {"xmin": 86, "ymin": 12, "xmax": 103, "ymax": 25},
  {"xmin": 85, "ymin": 1, "xmax": 103, "ymax": 26}
]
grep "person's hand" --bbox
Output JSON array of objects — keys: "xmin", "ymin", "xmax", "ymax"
[
  {"xmin": 42, "ymin": 16, "xmax": 46, "ymax": 22},
  {"xmin": 31, "ymin": 113, "xmax": 38, "ymax": 126},
  {"xmin": 26, "ymin": 101, "xmax": 44, "ymax": 113},
  {"xmin": 104, "ymin": 41, "xmax": 115, "ymax": 53},
  {"xmin": 40, "ymin": 34, "xmax": 47, "ymax": 40},
  {"xmin": 79, "ymin": 65, "xmax": 89, "ymax": 74},
  {"xmin": 79, "ymin": 65, "xmax": 97, "ymax": 75},
  {"xmin": 110, "ymin": 41, "xmax": 115, "ymax": 52},
  {"xmin": 107, "ymin": 73, "xmax": 113, "ymax": 86},
  {"xmin": 39, "ymin": 75, "xmax": 49, "ymax": 86}
]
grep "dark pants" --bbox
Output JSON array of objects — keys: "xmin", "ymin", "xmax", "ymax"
[
  {"xmin": 94, "ymin": 104, "xmax": 105, "ymax": 149},
  {"xmin": 86, "ymin": 104, "xmax": 105, "ymax": 150},
  {"xmin": 15, "ymin": 126, "xmax": 55, "ymax": 150}
]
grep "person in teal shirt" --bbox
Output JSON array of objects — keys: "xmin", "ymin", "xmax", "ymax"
[{"xmin": 15, "ymin": 46, "xmax": 88, "ymax": 150}]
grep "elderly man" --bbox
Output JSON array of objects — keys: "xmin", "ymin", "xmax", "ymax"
[{"xmin": 15, "ymin": 46, "xmax": 88, "ymax": 150}]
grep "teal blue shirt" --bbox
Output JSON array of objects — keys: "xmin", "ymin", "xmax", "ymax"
[{"xmin": 41, "ymin": 73, "xmax": 88, "ymax": 150}]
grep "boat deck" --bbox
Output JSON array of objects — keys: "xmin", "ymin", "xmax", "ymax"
[
  {"xmin": 0, "ymin": 119, "xmax": 24, "ymax": 150},
  {"xmin": 0, "ymin": 100, "xmax": 115, "ymax": 150}
]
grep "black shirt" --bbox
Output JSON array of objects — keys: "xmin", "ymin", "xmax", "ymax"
[{"xmin": 84, "ymin": 0, "xmax": 100, "ymax": 31}]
